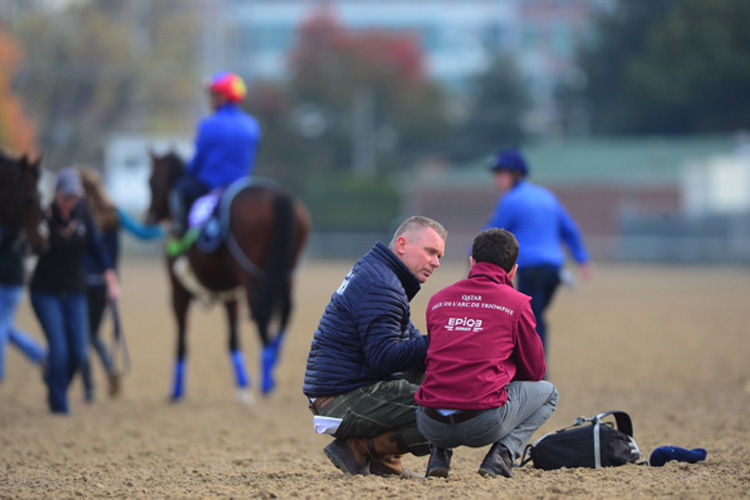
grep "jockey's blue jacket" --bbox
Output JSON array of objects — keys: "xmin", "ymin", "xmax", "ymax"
[
  {"xmin": 187, "ymin": 103, "xmax": 261, "ymax": 189},
  {"xmin": 303, "ymin": 242, "xmax": 429, "ymax": 397},
  {"xmin": 484, "ymin": 180, "xmax": 589, "ymax": 269}
]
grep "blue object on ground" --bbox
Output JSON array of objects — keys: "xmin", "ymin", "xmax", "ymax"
[{"xmin": 649, "ymin": 446, "xmax": 707, "ymax": 467}]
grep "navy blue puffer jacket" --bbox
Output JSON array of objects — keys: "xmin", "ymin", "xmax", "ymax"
[{"xmin": 303, "ymin": 242, "xmax": 429, "ymax": 397}]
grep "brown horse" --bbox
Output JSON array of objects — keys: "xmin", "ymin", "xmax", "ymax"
[
  {"xmin": 0, "ymin": 150, "xmax": 46, "ymax": 253},
  {"xmin": 146, "ymin": 151, "xmax": 310, "ymax": 401}
]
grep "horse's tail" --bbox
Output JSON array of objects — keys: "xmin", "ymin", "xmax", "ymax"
[{"xmin": 250, "ymin": 190, "xmax": 296, "ymax": 335}]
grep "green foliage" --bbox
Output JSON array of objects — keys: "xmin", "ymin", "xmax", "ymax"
[
  {"xmin": 450, "ymin": 53, "xmax": 530, "ymax": 161},
  {"xmin": 302, "ymin": 174, "xmax": 401, "ymax": 231},
  {"xmin": 623, "ymin": 0, "xmax": 750, "ymax": 133},
  {"xmin": 580, "ymin": 0, "xmax": 750, "ymax": 135},
  {"xmin": 578, "ymin": 1, "xmax": 677, "ymax": 133}
]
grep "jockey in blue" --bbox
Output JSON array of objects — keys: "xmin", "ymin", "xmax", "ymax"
[{"xmin": 170, "ymin": 72, "xmax": 261, "ymax": 243}]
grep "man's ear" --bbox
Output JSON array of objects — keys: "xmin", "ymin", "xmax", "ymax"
[
  {"xmin": 508, "ymin": 263, "xmax": 518, "ymax": 280},
  {"xmin": 394, "ymin": 235, "xmax": 408, "ymax": 256},
  {"xmin": 469, "ymin": 256, "xmax": 476, "ymax": 268}
]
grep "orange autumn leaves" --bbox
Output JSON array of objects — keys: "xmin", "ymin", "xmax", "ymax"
[{"xmin": 0, "ymin": 27, "xmax": 36, "ymax": 155}]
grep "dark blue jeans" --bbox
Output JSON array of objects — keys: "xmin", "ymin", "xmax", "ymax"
[
  {"xmin": 31, "ymin": 290, "xmax": 89, "ymax": 414},
  {"xmin": 516, "ymin": 265, "xmax": 561, "ymax": 353}
]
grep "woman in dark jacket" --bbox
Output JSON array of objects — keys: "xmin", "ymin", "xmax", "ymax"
[{"xmin": 30, "ymin": 168, "xmax": 120, "ymax": 414}]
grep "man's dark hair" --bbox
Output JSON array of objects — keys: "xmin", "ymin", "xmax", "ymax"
[{"xmin": 471, "ymin": 228, "xmax": 519, "ymax": 273}]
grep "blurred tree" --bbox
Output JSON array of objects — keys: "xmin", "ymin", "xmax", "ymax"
[
  {"xmin": 580, "ymin": 0, "xmax": 750, "ymax": 135},
  {"xmin": 578, "ymin": 1, "xmax": 677, "ymax": 134},
  {"xmin": 623, "ymin": 0, "xmax": 750, "ymax": 134},
  {"xmin": 249, "ymin": 5, "xmax": 454, "ymax": 230},
  {"xmin": 285, "ymin": 5, "xmax": 453, "ymax": 178},
  {"xmin": 246, "ymin": 82, "xmax": 300, "ymax": 190},
  {"xmin": 0, "ymin": 25, "xmax": 36, "ymax": 154},
  {"xmin": 450, "ymin": 53, "xmax": 530, "ymax": 162},
  {"xmin": 10, "ymin": 1, "xmax": 198, "ymax": 169}
]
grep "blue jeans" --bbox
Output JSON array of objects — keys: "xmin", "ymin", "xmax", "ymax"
[
  {"xmin": 0, "ymin": 285, "xmax": 45, "ymax": 380},
  {"xmin": 30, "ymin": 290, "xmax": 89, "ymax": 414},
  {"xmin": 516, "ymin": 265, "xmax": 561, "ymax": 352},
  {"xmin": 416, "ymin": 381, "xmax": 558, "ymax": 461}
]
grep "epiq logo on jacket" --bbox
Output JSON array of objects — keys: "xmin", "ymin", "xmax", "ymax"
[{"xmin": 445, "ymin": 316, "xmax": 483, "ymax": 333}]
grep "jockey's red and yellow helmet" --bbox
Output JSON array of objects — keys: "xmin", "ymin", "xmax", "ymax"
[{"xmin": 207, "ymin": 72, "xmax": 247, "ymax": 103}]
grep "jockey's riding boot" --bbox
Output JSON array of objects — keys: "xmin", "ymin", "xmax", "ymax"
[
  {"xmin": 168, "ymin": 188, "xmax": 191, "ymax": 237},
  {"xmin": 170, "ymin": 219, "xmax": 183, "ymax": 238},
  {"xmin": 366, "ymin": 431, "xmax": 422, "ymax": 478}
]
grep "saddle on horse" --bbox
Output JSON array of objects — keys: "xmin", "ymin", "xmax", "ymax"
[{"xmin": 167, "ymin": 177, "xmax": 276, "ymax": 258}]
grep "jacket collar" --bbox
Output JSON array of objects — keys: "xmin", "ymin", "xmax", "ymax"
[
  {"xmin": 468, "ymin": 261, "xmax": 514, "ymax": 287},
  {"xmin": 371, "ymin": 241, "xmax": 421, "ymax": 300},
  {"xmin": 215, "ymin": 102, "xmax": 241, "ymax": 114}
]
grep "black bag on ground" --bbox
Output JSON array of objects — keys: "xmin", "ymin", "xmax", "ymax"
[{"xmin": 521, "ymin": 411, "xmax": 644, "ymax": 470}]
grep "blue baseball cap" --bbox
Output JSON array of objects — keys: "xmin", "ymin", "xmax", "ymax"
[
  {"xmin": 56, "ymin": 168, "xmax": 83, "ymax": 197},
  {"xmin": 489, "ymin": 147, "xmax": 529, "ymax": 177}
]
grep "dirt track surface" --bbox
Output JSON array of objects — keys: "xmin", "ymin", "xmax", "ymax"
[{"xmin": 2, "ymin": 257, "xmax": 749, "ymax": 499}]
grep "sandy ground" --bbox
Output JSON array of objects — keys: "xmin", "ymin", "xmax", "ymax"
[{"xmin": 1, "ymin": 256, "xmax": 749, "ymax": 499}]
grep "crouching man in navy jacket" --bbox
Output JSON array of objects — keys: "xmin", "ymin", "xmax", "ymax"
[
  {"xmin": 416, "ymin": 228, "xmax": 558, "ymax": 479},
  {"xmin": 304, "ymin": 216, "xmax": 447, "ymax": 477}
]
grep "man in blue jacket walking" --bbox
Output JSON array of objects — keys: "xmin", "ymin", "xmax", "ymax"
[
  {"xmin": 484, "ymin": 147, "xmax": 592, "ymax": 356},
  {"xmin": 304, "ymin": 216, "xmax": 447, "ymax": 477},
  {"xmin": 170, "ymin": 71, "xmax": 261, "ymax": 237}
]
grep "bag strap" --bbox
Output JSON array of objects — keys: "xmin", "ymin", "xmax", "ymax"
[
  {"xmin": 520, "ymin": 444, "xmax": 533, "ymax": 466},
  {"xmin": 594, "ymin": 411, "xmax": 648, "ymax": 467},
  {"xmin": 593, "ymin": 411, "xmax": 633, "ymax": 437}
]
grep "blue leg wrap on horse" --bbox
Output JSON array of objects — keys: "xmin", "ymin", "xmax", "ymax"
[
  {"xmin": 231, "ymin": 350, "xmax": 249, "ymax": 388},
  {"xmin": 171, "ymin": 358, "xmax": 186, "ymax": 400},
  {"xmin": 261, "ymin": 345, "xmax": 277, "ymax": 395}
]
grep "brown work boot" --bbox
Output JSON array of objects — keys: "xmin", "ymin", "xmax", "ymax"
[
  {"xmin": 323, "ymin": 438, "xmax": 371, "ymax": 475},
  {"xmin": 364, "ymin": 431, "xmax": 422, "ymax": 478},
  {"xmin": 478, "ymin": 442, "xmax": 514, "ymax": 478},
  {"xmin": 370, "ymin": 455, "xmax": 423, "ymax": 478}
]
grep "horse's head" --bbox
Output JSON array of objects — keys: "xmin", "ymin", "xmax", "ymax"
[
  {"xmin": 0, "ymin": 151, "xmax": 47, "ymax": 253},
  {"xmin": 146, "ymin": 150, "xmax": 185, "ymax": 225},
  {"xmin": 19, "ymin": 155, "xmax": 47, "ymax": 253}
]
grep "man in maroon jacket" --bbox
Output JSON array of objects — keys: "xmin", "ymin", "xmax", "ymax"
[{"xmin": 415, "ymin": 228, "xmax": 558, "ymax": 478}]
